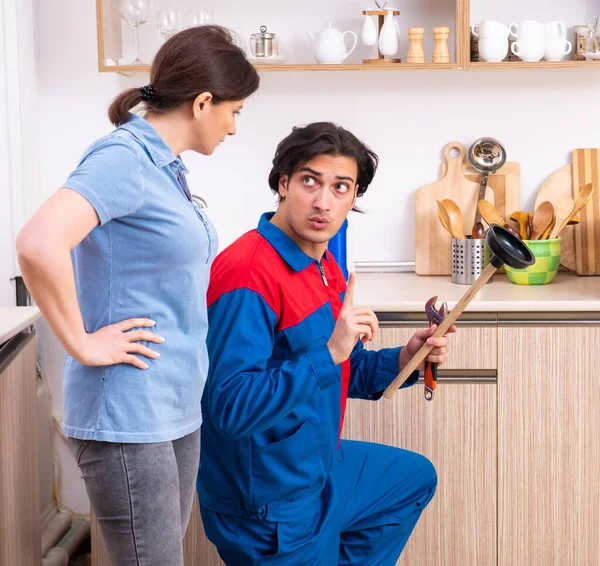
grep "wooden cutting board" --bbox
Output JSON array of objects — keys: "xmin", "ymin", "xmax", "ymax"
[
  {"xmin": 441, "ymin": 159, "xmax": 520, "ymax": 223},
  {"xmin": 534, "ymin": 164, "xmax": 576, "ymax": 271},
  {"xmin": 573, "ymin": 148, "xmax": 600, "ymax": 275},
  {"xmin": 415, "ymin": 142, "xmax": 493, "ymax": 275}
]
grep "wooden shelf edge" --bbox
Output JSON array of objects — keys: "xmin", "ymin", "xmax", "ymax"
[
  {"xmin": 468, "ymin": 60, "xmax": 600, "ymax": 69},
  {"xmin": 99, "ymin": 63, "xmax": 457, "ymax": 73},
  {"xmin": 256, "ymin": 63, "xmax": 457, "ymax": 71},
  {"xmin": 99, "ymin": 64, "xmax": 151, "ymax": 73},
  {"xmin": 98, "ymin": 61, "xmax": 600, "ymax": 74}
]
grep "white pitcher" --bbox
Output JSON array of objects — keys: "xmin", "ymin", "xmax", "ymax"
[{"xmin": 307, "ymin": 22, "xmax": 358, "ymax": 64}]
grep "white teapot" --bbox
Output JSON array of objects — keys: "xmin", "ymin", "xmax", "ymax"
[{"xmin": 307, "ymin": 22, "xmax": 357, "ymax": 64}]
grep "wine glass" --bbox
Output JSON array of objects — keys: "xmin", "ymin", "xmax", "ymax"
[
  {"xmin": 182, "ymin": 10, "xmax": 200, "ymax": 29},
  {"xmin": 182, "ymin": 9, "xmax": 215, "ymax": 29},
  {"xmin": 157, "ymin": 10, "xmax": 181, "ymax": 41},
  {"xmin": 200, "ymin": 10, "xmax": 215, "ymax": 25},
  {"xmin": 119, "ymin": 0, "xmax": 151, "ymax": 64},
  {"xmin": 587, "ymin": 16, "xmax": 598, "ymax": 53}
]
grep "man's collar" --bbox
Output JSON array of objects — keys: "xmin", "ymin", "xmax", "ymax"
[{"xmin": 257, "ymin": 212, "xmax": 328, "ymax": 272}]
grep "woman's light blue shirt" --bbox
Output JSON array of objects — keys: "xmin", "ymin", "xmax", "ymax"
[{"xmin": 62, "ymin": 113, "xmax": 218, "ymax": 443}]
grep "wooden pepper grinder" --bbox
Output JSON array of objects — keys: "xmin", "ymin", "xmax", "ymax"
[
  {"xmin": 432, "ymin": 26, "xmax": 450, "ymax": 63},
  {"xmin": 407, "ymin": 27, "xmax": 425, "ymax": 63}
]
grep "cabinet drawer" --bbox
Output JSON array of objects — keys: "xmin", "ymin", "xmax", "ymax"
[{"xmin": 369, "ymin": 314, "xmax": 497, "ymax": 370}]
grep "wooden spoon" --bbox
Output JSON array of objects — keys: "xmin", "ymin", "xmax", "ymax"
[
  {"xmin": 553, "ymin": 183, "xmax": 594, "ymax": 238},
  {"xmin": 471, "ymin": 222, "xmax": 485, "ymax": 239},
  {"xmin": 437, "ymin": 198, "xmax": 466, "ymax": 239},
  {"xmin": 530, "ymin": 201, "xmax": 555, "ymax": 240},
  {"xmin": 503, "ymin": 223, "xmax": 521, "ymax": 238},
  {"xmin": 477, "ymin": 199, "xmax": 505, "ymax": 227},
  {"xmin": 437, "ymin": 207, "xmax": 452, "ymax": 235},
  {"xmin": 509, "ymin": 211, "xmax": 531, "ymax": 239},
  {"xmin": 540, "ymin": 217, "xmax": 556, "ymax": 240},
  {"xmin": 549, "ymin": 196, "xmax": 575, "ymax": 239}
]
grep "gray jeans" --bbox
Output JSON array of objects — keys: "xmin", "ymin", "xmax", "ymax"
[{"xmin": 69, "ymin": 429, "xmax": 200, "ymax": 566}]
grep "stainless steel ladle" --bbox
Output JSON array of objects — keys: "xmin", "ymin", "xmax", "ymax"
[{"xmin": 468, "ymin": 137, "xmax": 507, "ymax": 228}]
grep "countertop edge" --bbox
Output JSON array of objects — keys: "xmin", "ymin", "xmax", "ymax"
[
  {"xmin": 0, "ymin": 307, "xmax": 41, "ymax": 344},
  {"xmin": 354, "ymin": 272, "xmax": 600, "ymax": 314},
  {"xmin": 365, "ymin": 303, "xmax": 600, "ymax": 313}
]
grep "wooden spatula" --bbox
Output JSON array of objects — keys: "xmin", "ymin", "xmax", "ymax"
[
  {"xmin": 477, "ymin": 199, "xmax": 505, "ymax": 227},
  {"xmin": 530, "ymin": 201, "xmax": 555, "ymax": 240}
]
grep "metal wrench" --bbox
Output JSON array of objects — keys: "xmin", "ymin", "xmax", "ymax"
[{"xmin": 424, "ymin": 296, "xmax": 448, "ymax": 401}]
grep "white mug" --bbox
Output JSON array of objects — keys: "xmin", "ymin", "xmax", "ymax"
[
  {"xmin": 509, "ymin": 20, "xmax": 545, "ymax": 41},
  {"xmin": 511, "ymin": 39, "xmax": 545, "ymax": 62},
  {"xmin": 478, "ymin": 38, "xmax": 509, "ymax": 62},
  {"xmin": 472, "ymin": 20, "xmax": 510, "ymax": 39},
  {"xmin": 545, "ymin": 20, "xmax": 567, "ymax": 38},
  {"xmin": 544, "ymin": 38, "xmax": 572, "ymax": 61}
]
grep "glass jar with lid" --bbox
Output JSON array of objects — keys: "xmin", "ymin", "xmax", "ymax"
[{"xmin": 250, "ymin": 25, "xmax": 279, "ymax": 58}]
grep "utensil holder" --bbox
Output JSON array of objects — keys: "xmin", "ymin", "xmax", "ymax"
[{"xmin": 451, "ymin": 237, "xmax": 492, "ymax": 284}]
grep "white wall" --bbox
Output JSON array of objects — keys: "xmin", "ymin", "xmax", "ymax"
[
  {"xmin": 34, "ymin": 0, "xmax": 600, "ymax": 512},
  {"xmin": 0, "ymin": 0, "xmax": 39, "ymax": 307}
]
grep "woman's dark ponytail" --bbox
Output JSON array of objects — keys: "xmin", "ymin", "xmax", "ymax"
[{"xmin": 108, "ymin": 87, "xmax": 145, "ymax": 127}]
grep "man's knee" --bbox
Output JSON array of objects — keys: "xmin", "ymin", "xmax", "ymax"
[
  {"xmin": 415, "ymin": 452, "xmax": 437, "ymax": 491},
  {"xmin": 390, "ymin": 448, "xmax": 437, "ymax": 505},
  {"xmin": 414, "ymin": 453, "xmax": 437, "ymax": 506}
]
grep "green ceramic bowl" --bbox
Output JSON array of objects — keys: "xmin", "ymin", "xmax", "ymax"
[{"xmin": 504, "ymin": 238, "xmax": 561, "ymax": 285}]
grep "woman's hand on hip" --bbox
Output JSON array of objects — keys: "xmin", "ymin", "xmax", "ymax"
[{"xmin": 78, "ymin": 318, "xmax": 165, "ymax": 369}]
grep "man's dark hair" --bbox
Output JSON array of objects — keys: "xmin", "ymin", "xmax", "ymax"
[{"xmin": 268, "ymin": 122, "xmax": 379, "ymax": 211}]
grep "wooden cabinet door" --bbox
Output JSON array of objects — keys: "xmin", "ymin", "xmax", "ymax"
[
  {"xmin": 343, "ymin": 326, "xmax": 497, "ymax": 566},
  {"xmin": 0, "ymin": 334, "xmax": 40, "ymax": 566},
  {"xmin": 498, "ymin": 325, "xmax": 600, "ymax": 566}
]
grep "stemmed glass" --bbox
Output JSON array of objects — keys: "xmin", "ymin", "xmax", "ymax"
[
  {"xmin": 182, "ymin": 9, "xmax": 215, "ymax": 29},
  {"xmin": 119, "ymin": 0, "xmax": 151, "ymax": 64},
  {"xmin": 157, "ymin": 10, "xmax": 181, "ymax": 41}
]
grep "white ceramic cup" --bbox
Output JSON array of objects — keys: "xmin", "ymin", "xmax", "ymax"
[
  {"xmin": 544, "ymin": 37, "xmax": 572, "ymax": 61},
  {"xmin": 545, "ymin": 21, "xmax": 567, "ymax": 38},
  {"xmin": 478, "ymin": 38, "xmax": 509, "ymax": 62},
  {"xmin": 509, "ymin": 20, "xmax": 545, "ymax": 41},
  {"xmin": 472, "ymin": 20, "xmax": 510, "ymax": 39},
  {"xmin": 511, "ymin": 38, "xmax": 545, "ymax": 62}
]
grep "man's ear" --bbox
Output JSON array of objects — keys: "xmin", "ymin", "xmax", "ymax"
[
  {"xmin": 351, "ymin": 184, "xmax": 359, "ymax": 208},
  {"xmin": 278, "ymin": 175, "xmax": 289, "ymax": 199}
]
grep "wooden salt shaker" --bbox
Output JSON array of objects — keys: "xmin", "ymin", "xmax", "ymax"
[
  {"xmin": 407, "ymin": 27, "xmax": 425, "ymax": 63},
  {"xmin": 433, "ymin": 26, "xmax": 450, "ymax": 63}
]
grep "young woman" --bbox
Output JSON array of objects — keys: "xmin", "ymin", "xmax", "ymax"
[{"xmin": 17, "ymin": 25, "xmax": 259, "ymax": 566}]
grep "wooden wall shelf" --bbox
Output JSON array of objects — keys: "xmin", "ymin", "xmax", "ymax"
[
  {"xmin": 100, "ymin": 63, "xmax": 458, "ymax": 73},
  {"xmin": 257, "ymin": 63, "xmax": 457, "ymax": 71},
  {"xmin": 99, "ymin": 61, "xmax": 600, "ymax": 74},
  {"xmin": 469, "ymin": 61, "xmax": 600, "ymax": 69},
  {"xmin": 96, "ymin": 0, "xmax": 600, "ymax": 74}
]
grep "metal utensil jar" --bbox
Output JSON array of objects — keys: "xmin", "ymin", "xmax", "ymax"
[
  {"xmin": 451, "ymin": 237, "xmax": 492, "ymax": 285},
  {"xmin": 250, "ymin": 25, "xmax": 279, "ymax": 58}
]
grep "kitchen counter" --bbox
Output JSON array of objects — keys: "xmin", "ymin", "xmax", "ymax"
[
  {"xmin": 354, "ymin": 272, "xmax": 600, "ymax": 313},
  {"xmin": 0, "ymin": 307, "xmax": 41, "ymax": 344}
]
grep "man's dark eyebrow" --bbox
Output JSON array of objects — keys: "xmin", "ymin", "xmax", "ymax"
[{"xmin": 298, "ymin": 167, "xmax": 355, "ymax": 184}]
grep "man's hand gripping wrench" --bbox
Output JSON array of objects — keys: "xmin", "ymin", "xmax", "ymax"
[{"xmin": 424, "ymin": 296, "xmax": 448, "ymax": 401}]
